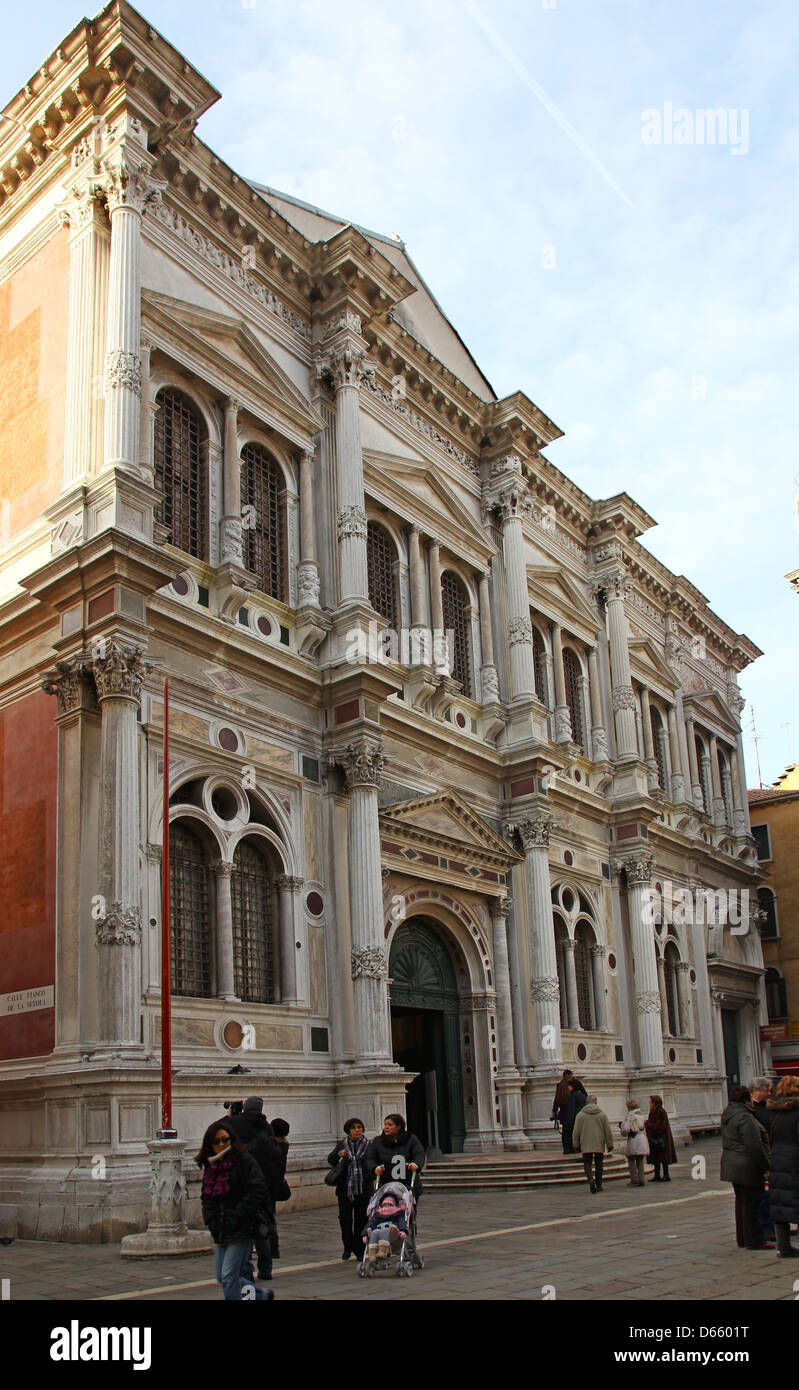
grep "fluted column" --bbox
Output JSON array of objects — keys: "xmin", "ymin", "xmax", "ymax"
[
  {"xmin": 640, "ymin": 686, "xmax": 658, "ymax": 788},
  {"xmin": 551, "ymin": 623, "xmax": 572, "ymax": 742},
  {"xmin": 428, "ymin": 540, "xmax": 447, "ymax": 673},
  {"xmin": 621, "ymin": 855, "xmax": 664, "ymax": 1067},
  {"xmin": 138, "ymin": 340, "xmax": 155, "ymax": 474},
  {"xmin": 730, "ymin": 746, "xmax": 748, "ymax": 838},
  {"xmin": 219, "ymin": 397, "xmax": 243, "ymax": 564},
  {"xmin": 479, "ymin": 570, "xmax": 500, "ymax": 703},
  {"xmin": 667, "ymin": 705, "xmax": 686, "ymax": 803},
  {"xmin": 492, "ymin": 458, "xmax": 535, "ymax": 700},
  {"xmin": 516, "ymin": 814, "xmax": 562, "ymax": 1065},
  {"xmin": 587, "ymin": 646, "xmax": 609, "ymax": 761},
  {"xmin": 656, "ymin": 952, "xmax": 670, "ymax": 1035},
  {"xmin": 211, "ymin": 861, "xmax": 237, "ymax": 1001},
  {"xmin": 101, "ymin": 140, "xmax": 164, "ymax": 473},
  {"xmin": 320, "ymin": 339, "xmax": 372, "ymax": 603},
  {"xmin": 91, "ymin": 640, "xmax": 149, "ymax": 1051},
  {"xmin": 276, "ymin": 875, "xmax": 303, "ymax": 1004},
  {"xmin": 676, "ymin": 961, "xmax": 691, "ymax": 1037},
  {"xmin": 335, "ymin": 737, "xmax": 391, "ymax": 1061},
  {"xmin": 590, "ymin": 944, "xmax": 607, "ymax": 1030},
  {"xmin": 60, "ymin": 181, "xmax": 109, "ymax": 486},
  {"xmin": 562, "ymin": 937, "xmax": 581, "ymax": 1028},
  {"xmin": 600, "ymin": 569, "xmax": 637, "ymax": 758},
  {"xmin": 297, "ymin": 449, "xmax": 321, "ymax": 607},
  {"xmin": 685, "ymin": 715, "xmax": 703, "ymax": 810},
  {"xmin": 490, "ymin": 897, "xmax": 528, "ymax": 1147}
]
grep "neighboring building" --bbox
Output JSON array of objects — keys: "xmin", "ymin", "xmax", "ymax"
[
  {"xmin": 0, "ymin": 1, "xmax": 768, "ymax": 1240},
  {"xmin": 749, "ymin": 766, "xmax": 799, "ymax": 1075}
]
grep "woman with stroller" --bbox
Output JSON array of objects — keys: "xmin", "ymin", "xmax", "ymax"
[
  {"xmin": 195, "ymin": 1118, "xmax": 274, "ymax": 1301},
  {"xmin": 328, "ymin": 1117, "xmax": 370, "ymax": 1260},
  {"xmin": 365, "ymin": 1114, "xmax": 425, "ymax": 1190},
  {"xmin": 361, "ymin": 1185, "xmax": 410, "ymax": 1269}
]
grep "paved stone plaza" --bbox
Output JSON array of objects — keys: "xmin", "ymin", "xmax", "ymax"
[{"xmin": 2, "ymin": 1140, "xmax": 796, "ymax": 1303}]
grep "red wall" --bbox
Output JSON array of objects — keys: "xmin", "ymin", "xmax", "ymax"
[{"xmin": 0, "ymin": 690, "xmax": 57, "ymax": 1059}]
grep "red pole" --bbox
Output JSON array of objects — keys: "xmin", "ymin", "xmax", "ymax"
[{"xmin": 160, "ymin": 677, "xmax": 175, "ymax": 1136}]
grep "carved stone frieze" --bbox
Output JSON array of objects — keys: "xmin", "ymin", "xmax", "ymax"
[
  {"xmin": 612, "ymin": 685, "xmax": 636, "ymax": 712},
  {"xmin": 337, "ymin": 504, "xmax": 368, "ymax": 541},
  {"xmin": 489, "ymin": 452, "xmax": 524, "ymax": 478},
  {"xmin": 95, "ymin": 904, "xmax": 142, "ymax": 947},
  {"xmin": 530, "ymin": 975, "xmax": 560, "ymax": 1003},
  {"xmin": 351, "ymin": 946, "xmax": 389, "ymax": 980},
  {"xmin": 320, "ymin": 309, "xmax": 362, "ymax": 339},
  {"xmin": 508, "ymin": 615, "xmax": 533, "ymax": 647},
  {"xmin": 361, "ymin": 373, "xmax": 478, "ymax": 475},
  {"xmin": 635, "ymin": 990, "xmax": 662, "ymax": 1015}
]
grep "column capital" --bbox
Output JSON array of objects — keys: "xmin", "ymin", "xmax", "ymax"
[
  {"xmin": 101, "ymin": 151, "xmax": 166, "ymax": 217},
  {"xmin": 317, "ymin": 343, "xmax": 375, "ymax": 391},
  {"xmin": 495, "ymin": 480, "xmax": 532, "ymax": 525},
  {"xmin": 210, "ymin": 860, "xmax": 234, "ymax": 879},
  {"xmin": 94, "ymin": 903, "xmax": 142, "ymax": 947},
  {"xmin": 333, "ymin": 735, "xmax": 385, "ymax": 790},
  {"xmin": 42, "ymin": 658, "xmax": 98, "ymax": 718},
  {"xmin": 351, "ymin": 945, "xmax": 389, "ymax": 980},
  {"xmin": 621, "ymin": 855, "xmax": 654, "ymax": 884},
  {"xmin": 590, "ymin": 943, "xmax": 606, "ymax": 958},
  {"xmin": 91, "ymin": 640, "xmax": 151, "ymax": 704},
  {"xmin": 146, "ymin": 843, "xmax": 163, "ymax": 864},
  {"xmin": 490, "ymin": 895, "xmax": 511, "ymax": 923},
  {"xmin": 58, "ymin": 181, "xmax": 107, "ymax": 233},
  {"xmin": 675, "ymin": 960, "xmax": 691, "ymax": 974},
  {"xmin": 276, "ymin": 874, "xmax": 304, "ymax": 893},
  {"xmin": 562, "ymin": 937, "xmax": 576, "ymax": 954},
  {"xmin": 595, "ymin": 566, "xmax": 633, "ymax": 602},
  {"xmin": 515, "ymin": 814, "xmax": 555, "ymax": 850}
]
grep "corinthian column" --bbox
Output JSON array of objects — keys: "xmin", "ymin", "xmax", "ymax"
[
  {"xmin": 621, "ymin": 855, "xmax": 663, "ymax": 1068},
  {"xmin": 562, "ymin": 937, "xmax": 580, "ymax": 1028},
  {"xmin": 667, "ymin": 705, "xmax": 686, "ymax": 803},
  {"xmin": 334, "ymin": 736, "xmax": 391, "ymax": 1061},
  {"xmin": 493, "ymin": 460, "xmax": 535, "ymax": 701},
  {"xmin": 90, "ymin": 639, "xmax": 149, "ymax": 1052},
  {"xmin": 276, "ymin": 875, "xmax": 303, "ymax": 1004},
  {"xmin": 319, "ymin": 336, "xmax": 372, "ymax": 604},
  {"xmin": 478, "ymin": 571, "xmax": 500, "ymax": 702},
  {"xmin": 101, "ymin": 137, "xmax": 165, "ymax": 473},
  {"xmin": 220, "ymin": 397, "xmax": 243, "ymax": 564},
  {"xmin": 297, "ymin": 449, "xmax": 321, "ymax": 607},
  {"xmin": 599, "ymin": 569, "xmax": 638, "ymax": 759},
  {"xmin": 490, "ymin": 897, "xmax": 528, "ymax": 1147},
  {"xmin": 211, "ymin": 861, "xmax": 236, "ymax": 1001},
  {"xmin": 516, "ymin": 814, "xmax": 562, "ymax": 1065},
  {"xmin": 587, "ymin": 646, "xmax": 609, "ymax": 761},
  {"xmin": 551, "ymin": 623, "xmax": 572, "ymax": 742}
]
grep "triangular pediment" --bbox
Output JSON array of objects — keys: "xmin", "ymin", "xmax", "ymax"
[
  {"xmin": 363, "ymin": 451, "xmax": 495, "ymax": 565},
  {"xmin": 380, "ymin": 791, "xmax": 521, "ymax": 867},
  {"xmin": 142, "ymin": 290, "xmax": 324, "ymax": 443},
  {"xmin": 683, "ymin": 688, "xmax": 741, "ymax": 737},
  {"xmin": 527, "ymin": 565, "xmax": 598, "ymax": 633},
  {"xmin": 628, "ymin": 637, "xmax": 678, "ymax": 694}
]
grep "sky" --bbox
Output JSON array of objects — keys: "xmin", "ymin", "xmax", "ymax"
[{"xmin": 3, "ymin": 0, "xmax": 798, "ymax": 787}]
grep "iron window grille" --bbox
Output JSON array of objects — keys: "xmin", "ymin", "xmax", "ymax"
[
  {"xmin": 240, "ymin": 443, "xmax": 284, "ymax": 600},
  {"xmin": 367, "ymin": 521, "xmax": 398, "ymax": 626},
  {"xmin": 664, "ymin": 943, "xmax": 680, "ymax": 1034},
  {"xmin": 231, "ymin": 839, "xmax": 275, "ymax": 1004},
  {"xmin": 563, "ymin": 648, "xmax": 584, "ymax": 751},
  {"xmin": 574, "ymin": 923, "xmax": 594, "ymax": 1030},
  {"xmin": 440, "ymin": 570, "xmax": 472, "ymax": 696},
  {"xmin": 695, "ymin": 737, "xmax": 711, "ymax": 814},
  {"xmin": 650, "ymin": 707, "xmax": 667, "ymax": 789},
  {"xmin": 554, "ymin": 917, "xmax": 569, "ymax": 1029},
  {"xmin": 533, "ymin": 624, "xmax": 548, "ymax": 706},
  {"xmin": 154, "ymin": 388, "xmax": 207, "ymax": 560},
  {"xmin": 757, "ymin": 888, "xmax": 778, "ymax": 939},
  {"xmin": 169, "ymin": 822, "xmax": 212, "ymax": 998}
]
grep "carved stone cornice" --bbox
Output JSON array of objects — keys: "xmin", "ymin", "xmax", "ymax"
[
  {"xmin": 333, "ymin": 736, "xmax": 385, "ymax": 791},
  {"xmin": 91, "ymin": 640, "xmax": 151, "ymax": 704},
  {"xmin": 41, "ymin": 658, "xmax": 98, "ymax": 718},
  {"xmin": 351, "ymin": 945, "xmax": 389, "ymax": 980},
  {"xmin": 95, "ymin": 904, "xmax": 142, "ymax": 947}
]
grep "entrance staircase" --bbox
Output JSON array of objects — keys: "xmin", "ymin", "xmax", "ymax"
[{"xmin": 423, "ymin": 1150, "xmax": 632, "ymax": 1193}]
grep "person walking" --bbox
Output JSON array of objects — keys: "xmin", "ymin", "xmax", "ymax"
[
  {"xmin": 268, "ymin": 1118, "xmax": 291, "ymax": 1265},
  {"xmin": 195, "ymin": 1118, "xmax": 274, "ymax": 1300},
  {"xmin": 766, "ymin": 1074, "xmax": 799, "ymax": 1258},
  {"xmin": 562, "ymin": 1077, "xmax": 587, "ymax": 1157},
  {"xmin": 619, "ymin": 1098, "xmax": 649, "ymax": 1186},
  {"xmin": 328, "ymin": 1117, "xmax": 370, "ymax": 1260},
  {"xmin": 227, "ymin": 1096, "xmax": 281, "ymax": 1281},
  {"xmin": 749, "ymin": 1079, "xmax": 775, "ymax": 1241},
  {"xmin": 572, "ymin": 1094, "xmax": 614, "ymax": 1193},
  {"xmin": 720, "ymin": 1084, "xmax": 773, "ymax": 1251},
  {"xmin": 552, "ymin": 1070, "xmax": 578, "ymax": 1153},
  {"xmin": 645, "ymin": 1095, "xmax": 677, "ymax": 1182}
]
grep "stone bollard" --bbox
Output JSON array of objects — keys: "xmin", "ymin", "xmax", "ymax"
[{"xmin": 120, "ymin": 1138, "xmax": 212, "ymax": 1258}]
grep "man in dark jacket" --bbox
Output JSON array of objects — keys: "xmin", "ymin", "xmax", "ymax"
[
  {"xmin": 365, "ymin": 1114, "xmax": 425, "ymax": 1191},
  {"xmin": 750, "ymin": 1078, "xmax": 773, "ymax": 1137},
  {"xmin": 228, "ymin": 1097, "xmax": 281, "ymax": 1278},
  {"xmin": 767, "ymin": 1075, "xmax": 799, "ymax": 1258},
  {"xmin": 720, "ymin": 1085, "xmax": 772, "ymax": 1250}
]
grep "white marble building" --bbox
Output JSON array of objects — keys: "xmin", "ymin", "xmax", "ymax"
[{"xmin": 0, "ymin": 1, "xmax": 769, "ymax": 1239}]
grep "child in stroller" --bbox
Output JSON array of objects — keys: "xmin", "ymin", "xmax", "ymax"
[{"xmin": 358, "ymin": 1179, "xmax": 423, "ymax": 1278}]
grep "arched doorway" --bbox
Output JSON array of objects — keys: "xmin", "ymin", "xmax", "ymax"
[{"xmin": 389, "ymin": 918, "xmax": 466, "ymax": 1154}]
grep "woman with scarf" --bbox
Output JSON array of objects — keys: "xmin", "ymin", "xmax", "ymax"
[
  {"xmin": 196, "ymin": 1118, "xmax": 274, "ymax": 1300},
  {"xmin": 328, "ymin": 1117, "xmax": 370, "ymax": 1260}
]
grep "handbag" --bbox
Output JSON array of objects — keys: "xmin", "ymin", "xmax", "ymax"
[
  {"xmin": 325, "ymin": 1155, "xmax": 347, "ymax": 1187},
  {"xmin": 649, "ymin": 1134, "xmax": 666, "ymax": 1150}
]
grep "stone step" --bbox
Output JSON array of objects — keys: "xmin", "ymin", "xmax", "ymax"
[{"xmin": 423, "ymin": 1154, "xmax": 631, "ymax": 1191}]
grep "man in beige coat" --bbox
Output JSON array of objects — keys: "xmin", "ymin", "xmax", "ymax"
[{"xmin": 572, "ymin": 1095, "xmax": 614, "ymax": 1193}]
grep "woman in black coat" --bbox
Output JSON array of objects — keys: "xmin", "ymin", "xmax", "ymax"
[
  {"xmin": 365, "ymin": 1113, "xmax": 425, "ymax": 1190},
  {"xmin": 327, "ymin": 1117, "xmax": 370, "ymax": 1260},
  {"xmin": 767, "ymin": 1074, "xmax": 799, "ymax": 1258},
  {"xmin": 227, "ymin": 1097, "xmax": 281, "ymax": 1278},
  {"xmin": 195, "ymin": 1119, "xmax": 273, "ymax": 1300}
]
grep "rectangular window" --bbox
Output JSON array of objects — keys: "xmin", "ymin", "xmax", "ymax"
[
  {"xmin": 752, "ymin": 824, "xmax": 771, "ymax": 861},
  {"xmin": 310, "ymin": 1026, "xmax": 329, "ymax": 1053}
]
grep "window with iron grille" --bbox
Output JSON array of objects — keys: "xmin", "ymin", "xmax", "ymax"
[
  {"xmin": 240, "ymin": 444, "xmax": 284, "ymax": 600},
  {"xmin": 554, "ymin": 917, "xmax": 569, "ymax": 1029},
  {"xmin": 664, "ymin": 942, "xmax": 680, "ymax": 1034},
  {"xmin": 169, "ymin": 822, "xmax": 212, "ymax": 998},
  {"xmin": 563, "ymin": 648, "xmax": 584, "ymax": 750},
  {"xmin": 231, "ymin": 838, "xmax": 275, "ymax": 1003},
  {"xmin": 367, "ymin": 521, "xmax": 397, "ymax": 625},
  {"xmin": 574, "ymin": 922, "xmax": 595, "ymax": 1030},
  {"xmin": 154, "ymin": 388, "xmax": 207, "ymax": 559},
  {"xmin": 758, "ymin": 887, "xmax": 778, "ymax": 939},
  {"xmin": 650, "ymin": 706, "xmax": 667, "ymax": 789},
  {"xmin": 719, "ymin": 751, "xmax": 734, "ymax": 825},
  {"xmin": 440, "ymin": 571, "xmax": 472, "ymax": 696},
  {"xmin": 695, "ymin": 736, "xmax": 711, "ymax": 813},
  {"xmin": 533, "ymin": 623, "xmax": 549, "ymax": 705}
]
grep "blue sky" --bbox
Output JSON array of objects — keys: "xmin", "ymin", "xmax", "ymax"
[{"xmin": 3, "ymin": 0, "xmax": 798, "ymax": 786}]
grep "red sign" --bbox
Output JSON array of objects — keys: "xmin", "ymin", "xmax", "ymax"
[{"xmin": 760, "ymin": 1024, "xmax": 789, "ymax": 1043}]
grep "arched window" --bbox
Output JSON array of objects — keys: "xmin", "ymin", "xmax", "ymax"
[
  {"xmin": 695, "ymin": 736, "xmax": 711, "ymax": 814},
  {"xmin": 231, "ymin": 838, "xmax": 275, "ymax": 1003},
  {"xmin": 169, "ymin": 821, "xmax": 212, "ymax": 998},
  {"xmin": 532, "ymin": 624, "xmax": 549, "ymax": 706},
  {"xmin": 563, "ymin": 648, "xmax": 584, "ymax": 751},
  {"xmin": 650, "ymin": 707, "xmax": 667, "ymax": 790},
  {"xmin": 367, "ymin": 521, "xmax": 398, "ymax": 626},
  {"xmin": 574, "ymin": 921, "xmax": 595, "ymax": 1030},
  {"xmin": 240, "ymin": 443, "xmax": 285, "ymax": 600},
  {"xmin": 554, "ymin": 916, "xmax": 569, "ymax": 1029},
  {"xmin": 154, "ymin": 388, "xmax": 207, "ymax": 559},
  {"xmin": 441, "ymin": 571, "xmax": 472, "ymax": 696},
  {"xmin": 664, "ymin": 941, "xmax": 681, "ymax": 1034},
  {"xmin": 765, "ymin": 968, "xmax": 787, "ymax": 1020},
  {"xmin": 758, "ymin": 887, "xmax": 778, "ymax": 940}
]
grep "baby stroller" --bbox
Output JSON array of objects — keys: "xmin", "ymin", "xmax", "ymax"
[{"xmin": 358, "ymin": 1174, "xmax": 425, "ymax": 1279}]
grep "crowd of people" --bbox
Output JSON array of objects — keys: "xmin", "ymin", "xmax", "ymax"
[{"xmin": 194, "ymin": 1073, "xmax": 799, "ymax": 1298}]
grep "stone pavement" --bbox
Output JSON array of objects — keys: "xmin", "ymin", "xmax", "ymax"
[{"xmin": 3, "ymin": 1139, "xmax": 797, "ymax": 1302}]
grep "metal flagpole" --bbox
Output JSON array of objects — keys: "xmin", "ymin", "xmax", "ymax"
[{"xmin": 159, "ymin": 676, "xmax": 177, "ymax": 1138}]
